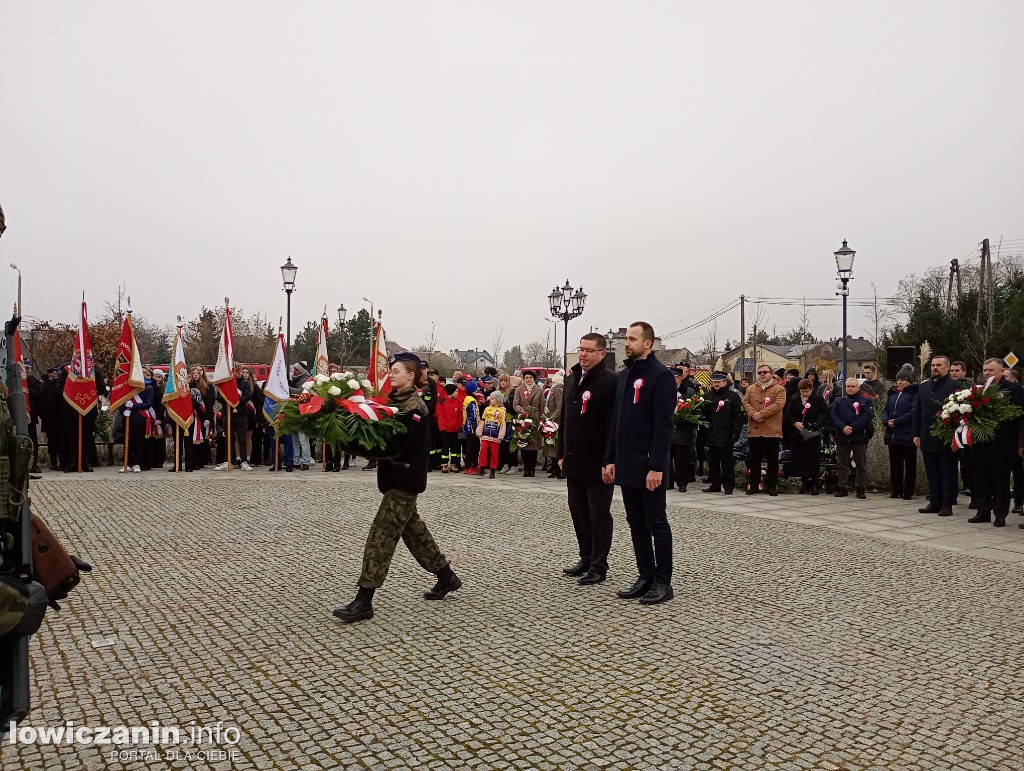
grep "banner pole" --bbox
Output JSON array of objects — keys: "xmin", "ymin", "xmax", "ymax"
[
  {"xmin": 78, "ymin": 414, "xmax": 83, "ymax": 472},
  {"xmin": 275, "ymin": 430, "xmax": 280, "ymax": 471},
  {"xmin": 227, "ymin": 408, "xmax": 232, "ymax": 471},
  {"xmin": 123, "ymin": 412, "xmax": 130, "ymax": 472},
  {"xmin": 175, "ymin": 425, "xmax": 180, "ymax": 472}
]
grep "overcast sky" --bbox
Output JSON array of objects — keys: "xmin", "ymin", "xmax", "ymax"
[{"xmin": 2, "ymin": 2, "xmax": 1022, "ymax": 359}]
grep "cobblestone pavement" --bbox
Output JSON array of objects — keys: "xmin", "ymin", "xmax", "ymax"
[{"xmin": 4, "ymin": 466, "xmax": 1024, "ymax": 770}]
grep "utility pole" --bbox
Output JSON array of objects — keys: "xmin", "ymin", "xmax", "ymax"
[
  {"xmin": 739, "ymin": 294, "xmax": 745, "ymax": 379},
  {"xmin": 976, "ymin": 238, "xmax": 994, "ymax": 337},
  {"xmin": 945, "ymin": 259, "xmax": 960, "ymax": 313}
]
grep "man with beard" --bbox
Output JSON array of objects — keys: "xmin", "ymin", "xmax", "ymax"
[
  {"xmin": 603, "ymin": 322, "xmax": 677, "ymax": 605},
  {"xmin": 912, "ymin": 355, "xmax": 962, "ymax": 516}
]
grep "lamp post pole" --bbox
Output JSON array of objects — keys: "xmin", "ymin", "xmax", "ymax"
[
  {"xmin": 548, "ymin": 280, "xmax": 587, "ymax": 373},
  {"xmin": 280, "ymin": 257, "xmax": 298, "ymax": 362},
  {"xmin": 834, "ymin": 239, "xmax": 856, "ymax": 382},
  {"xmin": 9, "ymin": 264, "xmax": 21, "ymax": 316},
  {"xmin": 337, "ymin": 304, "xmax": 347, "ymax": 366}
]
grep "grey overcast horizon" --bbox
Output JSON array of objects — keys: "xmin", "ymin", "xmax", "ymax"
[{"xmin": 2, "ymin": 2, "xmax": 1022, "ymax": 357}]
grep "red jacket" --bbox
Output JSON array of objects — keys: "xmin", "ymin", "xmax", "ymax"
[{"xmin": 436, "ymin": 393, "xmax": 463, "ymax": 433}]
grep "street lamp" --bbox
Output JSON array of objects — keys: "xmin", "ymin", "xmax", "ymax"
[
  {"xmin": 337, "ymin": 304, "xmax": 347, "ymax": 327},
  {"xmin": 833, "ymin": 239, "xmax": 856, "ymax": 382},
  {"xmin": 548, "ymin": 279, "xmax": 587, "ymax": 372},
  {"xmin": 280, "ymin": 256, "xmax": 298, "ymax": 361},
  {"xmin": 10, "ymin": 263, "xmax": 21, "ymax": 316}
]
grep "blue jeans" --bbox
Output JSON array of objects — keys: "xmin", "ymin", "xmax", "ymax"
[{"xmin": 292, "ymin": 432, "xmax": 311, "ymax": 464}]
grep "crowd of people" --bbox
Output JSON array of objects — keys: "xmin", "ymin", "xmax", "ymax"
[
  {"xmin": 16, "ymin": 324, "xmax": 1024, "ymax": 624},
  {"xmin": 21, "ymin": 345, "xmax": 1024, "ymax": 537}
]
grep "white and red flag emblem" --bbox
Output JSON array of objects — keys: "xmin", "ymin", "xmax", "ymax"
[
  {"xmin": 369, "ymin": 319, "xmax": 392, "ymax": 397},
  {"xmin": 212, "ymin": 306, "xmax": 240, "ymax": 407},
  {"xmin": 314, "ymin": 315, "xmax": 330, "ymax": 376},
  {"xmin": 109, "ymin": 314, "xmax": 145, "ymax": 411},
  {"xmin": 162, "ymin": 328, "xmax": 194, "ymax": 430},
  {"xmin": 12, "ymin": 324, "xmax": 30, "ymax": 418},
  {"xmin": 63, "ymin": 299, "xmax": 98, "ymax": 415}
]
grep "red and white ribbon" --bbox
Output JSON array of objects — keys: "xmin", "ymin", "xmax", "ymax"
[
  {"xmin": 763, "ymin": 396, "xmax": 771, "ymax": 408},
  {"xmin": 633, "ymin": 379, "xmax": 644, "ymax": 405},
  {"xmin": 716, "ymin": 400, "xmax": 725, "ymax": 413},
  {"xmin": 581, "ymin": 390, "xmax": 592, "ymax": 414},
  {"xmin": 953, "ymin": 414, "xmax": 973, "ymax": 450},
  {"xmin": 802, "ymin": 402, "xmax": 811, "ymax": 414},
  {"xmin": 853, "ymin": 402, "xmax": 861, "ymax": 416}
]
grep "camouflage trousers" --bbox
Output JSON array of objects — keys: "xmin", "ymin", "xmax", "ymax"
[{"xmin": 358, "ymin": 489, "xmax": 449, "ymax": 589}]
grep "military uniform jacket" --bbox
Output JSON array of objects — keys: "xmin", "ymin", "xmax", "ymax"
[
  {"xmin": 378, "ymin": 386, "xmax": 430, "ymax": 495},
  {"xmin": 557, "ymin": 363, "xmax": 616, "ymax": 482},
  {"xmin": 603, "ymin": 355, "xmax": 677, "ymax": 490}
]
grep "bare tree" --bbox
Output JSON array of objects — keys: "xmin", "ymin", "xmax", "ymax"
[
  {"xmin": 699, "ymin": 320, "xmax": 719, "ymax": 361},
  {"xmin": 491, "ymin": 326, "xmax": 504, "ymax": 368},
  {"xmin": 863, "ymin": 282, "xmax": 894, "ymax": 359},
  {"xmin": 523, "ymin": 340, "xmax": 548, "ymax": 366}
]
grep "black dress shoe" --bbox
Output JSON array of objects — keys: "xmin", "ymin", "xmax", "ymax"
[
  {"xmin": 1012, "ymin": 504, "xmax": 1023, "ymax": 514},
  {"xmin": 424, "ymin": 568, "xmax": 462, "ymax": 600},
  {"xmin": 562, "ymin": 560, "xmax": 589, "ymax": 577},
  {"xmin": 639, "ymin": 583, "xmax": 674, "ymax": 605},
  {"xmin": 702, "ymin": 485, "xmax": 721, "ymax": 493},
  {"xmin": 767, "ymin": 488, "xmax": 778, "ymax": 497},
  {"xmin": 918, "ymin": 504, "xmax": 941, "ymax": 514},
  {"xmin": 993, "ymin": 517, "xmax": 1006, "ymax": 528},
  {"xmin": 938, "ymin": 508, "xmax": 954, "ymax": 517},
  {"xmin": 889, "ymin": 492, "xmax": 901, "ymax": 499},
  {"xmin": 745, "ymin": 488, "xmax": 759, "ymax": 495},
  {"xmin": 616, "ymin": 578, "xmax": 653, "ymax": 600},
  {"xmin": 856, "ymin": 487, "xmax": 866, "ymax": 500},
  {"xmin": 902, "ymin": 493, "xmax": 913, "ymax": 500},
  {"xmin": 677, "ymin": 485, "xmax": 687, "ymax": 492},
  {"xmin": 723, "ymin": 487, "xmax": 734, "ymax": 495},
  {"xmin": 577, "ymin": 570, "xmax": 605, "ymax": 586},
  {"xmin": 967, "ymin": 513, "xmax": 991, "ymax": 524}
]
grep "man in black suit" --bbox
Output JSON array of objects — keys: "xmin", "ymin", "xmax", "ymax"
[
  {"xmin": 912, "ymin": 355, "xmax": 962, "ymax": 516},
  {"xmin": 603, "ymin": 322, "xmax": 677, "ymax": 605},
  {"xmin": 967, "ymin": 358, "xmax": 1024, "ymax": 528},
  {"xmin": 557, "ymin": 333, "xmax": 617, "ymax": 586}
]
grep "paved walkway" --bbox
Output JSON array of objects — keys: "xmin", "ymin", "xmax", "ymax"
[{"xmin": 4, "ymin": 467, "xmax": 1023, "ymax": 769}]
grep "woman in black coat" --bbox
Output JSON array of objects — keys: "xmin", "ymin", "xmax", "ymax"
[
  {"xmin": 670, "ymin": 375, "xmax": 697, "ymax": 492},
  {"xmin": 882, "ymin": 372, "xmax": 918, "ymax": 500},
  {"xmin": 783, "ymin": 378, "xmax": 828, "ymax": 494}
]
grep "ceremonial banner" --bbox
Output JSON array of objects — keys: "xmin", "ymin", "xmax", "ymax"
[
  {"xmin": 63, "ymin": 300, "xmax": 98, "ymax": 415},
  {"xmin": 314, "ymin": 315, "xmax": 330, "ymax": 376},
  {"xmin": 13, "ymin": 324, "xmax": 29, "ymax": 418},
  {"xmin": 369, "ymin": 319, "xmax": 391, "ymax": 396},
  {"xmin": 212, "ymin": 306, "xmax": 240, "ymax": 407},
  {"xmin": 162, "ymin": 328, "xmax": 194, "ymax": 430},
  {"xmin": 109, "ymin": 314, "xmax": 145, "ymax": 410},
  {"xmin": 263, "ymin": 333, "xmax": 290, "ymax": 420}
]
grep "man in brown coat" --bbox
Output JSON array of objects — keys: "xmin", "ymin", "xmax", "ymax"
[{"xmin": 742, "ymin": 361, "xmax": 788, "ymax": 496}]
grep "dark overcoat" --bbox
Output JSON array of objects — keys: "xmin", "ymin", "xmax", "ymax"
[
  {"xmin": 603, "ymin": 355, "xmax": 677, "ymax": 490},
  {"xmin": 557, "ymin": 362, "xmax": 617, "ymax": 482}
]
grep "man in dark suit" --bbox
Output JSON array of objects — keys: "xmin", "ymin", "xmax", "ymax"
[
  {"xmin": 967, "ymin": 358, "xmax": 1024, "ymax": 528},
  {"xmin": 912, "ymin": 355, "xmax": 962, "ymax": 516},
  {"xmin": 557, "ymin": 333, "xmax": 618, "ymax": 586},
  {"xmin": 603, "ymin": 322, "xmax": 677, "ymax": 605}
]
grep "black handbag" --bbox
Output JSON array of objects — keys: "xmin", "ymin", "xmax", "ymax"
[{"xmin": 798, "ymin": 427, "xmax": 822, "ymax": 443}]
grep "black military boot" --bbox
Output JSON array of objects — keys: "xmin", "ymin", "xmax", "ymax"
[
  {"xmin": 332, "ymin": 587, "xmax": 375, "ymax": 623},
  {"xmin": 424, "ymin": 566, "xmax": 462, "ymax": 600}
]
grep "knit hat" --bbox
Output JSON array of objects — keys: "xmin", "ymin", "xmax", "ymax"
[
  {"xmin": 465, "ymin": 380, "xmax": 479, "ymax": 394},
  {"xmin": 549, "ymin": 372, "xmax": 564, "ymax": 386},
  {"xmin": 444, "ymin": 383, "xmax": 458, "ymax": 396},
  {"xmin": 487, "ymin": 391, "xmax": 501, "ymax": 402},
  {"xmin": 896, "ymin": 364, "xmax": 916, "ymax": 383}
]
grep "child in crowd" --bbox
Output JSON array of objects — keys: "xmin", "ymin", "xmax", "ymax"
[
  {"xmin": 476, "ymin": 391, "xmax": 506, "ymax": 478},
  {"xmin": 436, "ymin": 383, "xmax": 463, "ymax": 472},
  {"xmin": 462, "ymin": 380, "xmax": 481, "ymax": 475}
]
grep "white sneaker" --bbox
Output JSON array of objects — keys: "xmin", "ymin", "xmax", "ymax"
[
  {"xmin": 118, "ymin": 466, "xmax": 127, "ymax": 474},
  {"xmin": 241, "ymin": 462, "xmax": 253, "ymax": 472},
  {"xmin": 131, "ymin": 465, "xmax": 141, "ymax": 473},
  {"xmin": 214, "ymin": 462, "xmax": 228, "ymax": 471}
]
